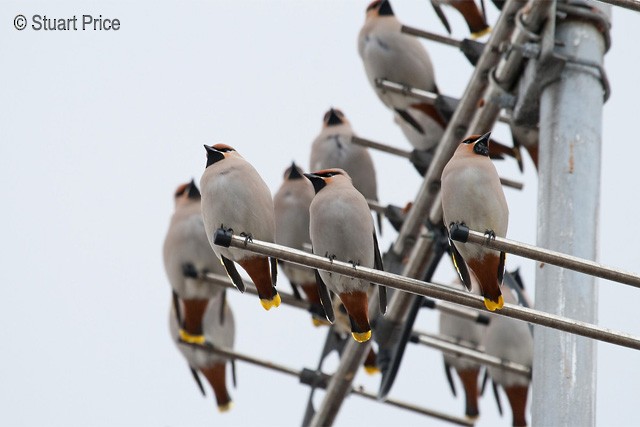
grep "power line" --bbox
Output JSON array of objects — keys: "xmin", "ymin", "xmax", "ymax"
[
  {"xmin": 213, "ymin": 231, "xmax": 640, "ymax": 351},
  {"xmin": 449, "ymin": 226, "xmax": 640, "ymax": 289},
  {"xmin": 177, "ymin": 340, "xmax": 474, "ymax": 426}
]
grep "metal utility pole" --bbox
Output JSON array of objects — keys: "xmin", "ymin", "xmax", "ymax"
[{"xmin": 533, "ymin": 1, "xmax": 611, "ymax": 425}]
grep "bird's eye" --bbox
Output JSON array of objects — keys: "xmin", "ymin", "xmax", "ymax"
[{"xmin": 462, "ymin": 138, "xmax": 474, "ymax": 145}]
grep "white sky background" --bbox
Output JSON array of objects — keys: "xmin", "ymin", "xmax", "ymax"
[{"xmin": 1, "ymin": 1, "xmax": 639, "ymax": 426}]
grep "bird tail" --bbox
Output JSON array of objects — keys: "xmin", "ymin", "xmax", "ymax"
[
  {"xmin": 179, "ymin": 298, "xmax": 210, "ymax": 344},
  {"xmin": 458, "ymin": 367, "xmax": 481, "ymax": 419},
  {"xmin": 448, "ymin": 0, "xmax": 491, "ymax": 38},
  {"xmin": 504, "ymin": 385, "xmax": 529, "ymax": 427},
  {"xmin": 363, "ymin": 348, "xmax": 380, "ymax": 375},
  {"xmin": 489, "ymin": 138, "xmax": 524, "ymax": 172},
  {"xmin": 200, "ymin": 363, "xmax": 233, "ymax": 413},
  {"xmin": 468, "ymin": 256, "xmax": 504, "ymax": 311},
  {"xmin": 340, "ymin": 291, "xmax": 371, "ymax": 342},
  {"xmin": 238, "ymin": 256, "xmax": 281, "ymax": 310}
]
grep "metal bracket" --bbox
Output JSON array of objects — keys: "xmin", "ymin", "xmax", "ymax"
[{"xmin": 512, "ymin": 0, "xmax": 611, "ymax": 127}]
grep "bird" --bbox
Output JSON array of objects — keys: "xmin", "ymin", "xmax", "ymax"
[
  {"xmin": 439, "ymin": 277, "xmax": 487, "ymax": 419},
  {"xmin": 169, "ymin": 293, "xmax": 236, "ymax": 412},
  {"xmin": 309, "ymin": 108, "xmax": 381, "ymax": 232},
  {"xmin": 273, "ymin": 161, "xmax": 327, "ymax": 324},
  {"xmin": 304, "ymin": 168, "xmax": 387, "ymax": 343},
  {"xmin": 358, "ymin": 0, "xmax": 521, "ymax": 169},
  {"xmin": 358, "ymin": 0, "xmax": 442, "ymax": 138},
  {"xmin": 441, "ymin": 132, "xmax": 509, "ymax": 311},
  {"xmin": 430, "ymin": 0, "xmax": 491, "ymax": 38},
  {"xmin": 163, "ymin": 180, "xmax": 227, "ymax": 344},
  {"xmin": 483, "ymin": 284, "xmax": 533, "ymax": 427},
  {"xmin": 200, "ymin": 144, "xmax": 280, "ymax": 311}
]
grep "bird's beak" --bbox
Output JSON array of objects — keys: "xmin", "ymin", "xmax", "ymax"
[
  {"xmin": 204, "ymin": 144, "xmax": 225, "ymax": 167},
  {"xmin": 187, "ymin": 179, "xmax": 201, "ymax": 199},
  {"xmin": 304, "ymin": 173, "xmax": 326, "ymax": 194},
  {"xmin": 476, "ymin": 131, "xmax": 492, "ymax": 147},
  {"xmin": 473, "ymin": 132, "xmax": 491, "ymax": 156},
  {"xmin": 326, "ymin": 109, "xmax": 343, "ymax": 126},
  {"xmin": 378, "ymin": 0, "xmax": 394, "ymax": 16},
  {"xmin": 287, "ymin": 161, "xmax": 303, "ymax": 179}
]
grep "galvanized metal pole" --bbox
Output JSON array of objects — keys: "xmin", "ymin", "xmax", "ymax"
[{"xmin": 532, "ymin": 2, "xmax": 611, "ymax": 425}]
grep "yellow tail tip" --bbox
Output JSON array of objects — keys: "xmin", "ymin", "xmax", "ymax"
[
  {"xmin": 352, "ymin": 330, "xmax": 372, "ymax": 343},
  {"xmin": 364, "ymin": 365, "xmax": 380, "ymax": 375},
  {"xmin": 260, "ymin": 293, "xmax": 281, "ymax": 311},
  {"xmin": 312, "ymin": 317, "xmax": 330, "ymax": 327},
  {"xmin": 218, "ymin": 401, "xmax": 234, "ymax": 413},
  {"xmin": 471, "ymin": 26, "xmax": 492, "ymax": 39},
  {"xmin": 484, "ymin": 295, "xmax": 504, "ymax": 311},
  {"xmin": 178, "ymin": 329, "xmax": 206, "ymax": 345}
]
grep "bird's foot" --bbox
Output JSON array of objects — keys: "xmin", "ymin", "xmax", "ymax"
[
  {"xmin": 484, "ymin": 229, "xmax": 496, "ymax": 244},
  {"xmin": 348, "ymin": 260, "xmax": 360, "ymax": 268},
  {"xmin": 239, "ymin": 232, "xmax": 253, "ymax": 246},
  {"xmin": 325, "ymin": 252, "xmax": 337, "ymax": 263}
]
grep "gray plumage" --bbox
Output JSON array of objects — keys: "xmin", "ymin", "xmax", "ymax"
[
  {"xmin": 163, "ymin": 181, "xmax": 225, "ymax": 300},
  {"xmin": 309, "ymin": 109, "xmax": 378, "ymax": 204}
]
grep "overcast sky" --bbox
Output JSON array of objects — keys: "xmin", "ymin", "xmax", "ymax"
[{"xmin": 2, "ymin": 1, "xmax": 639, "ymax": 426}]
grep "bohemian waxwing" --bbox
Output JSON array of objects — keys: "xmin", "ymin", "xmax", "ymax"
[
  {"xmin": 358, "ymin": 1, "xmax": 522, "ymax": 170},
  {"xmin": 358, "ymin": 0, "xmax": 442, "ymax": 136},
  {"xmin": 273, "ymin": 162, "xmax": 327, "ymax": 324},
  {"xmin": 169, "ymin": 294, "xmax": 236, "ymax": 412},
  {"xmin": 483, "ymin": 285, "xmax": 533, "ymax": 427},
  {"xmin": 309, "ymin": 108, "xmax": 381, "ymax": 232},
  {"xmin": 304, "ymin": 168, "xmax": 387, "ymax": 343},
  {"xmin": 441, "ymin": 132, "xmax": 509, "ymax": 311},
  {"xmin": 439, "ymin": 277, "xmax": 487, "ymax": 419},
  {"xmin": 163, "ymin": 180, "xmax": 226, "ymax": 344},
  {"xmin": 200, "ymin": 144, "xmax": 280, "ymax": 310}
]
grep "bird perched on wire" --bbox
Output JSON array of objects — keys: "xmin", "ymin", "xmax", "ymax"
[
  {"xmin": 273, "ymin": 161, "xmax": 327, "ymax": 325},
  {"xmin": 430, "ymin": 0, "xmax": 491, "ymax": 38},
  {"xmin": 358, "ymin": 0, "xmax": 521, "ymax": 170},
  {"xmin": 483, "ymin": 282, "xmax": 533, "ymax": 427},
  {"xmin": 309, "ymin": 108, "xmax": 381, "ymax": 232},
  {"xmin": 163, "ymin": 180, "xmax": 227, "ymax": 344},
  {"xmin": 200, "ymin": 144, "xmax": 280, "ymax": 311},
  {"xmin": 304, "ymin": 168, "xmax": 387, "ymax": 343},
  {"xmin": 439, "ymin": 277, "xmax": 487, "ymax": 419},
  {"xmin": 441, "ymin": 132, "xmax": 509, "ymax": 311},
  {"xmin": 358, "ymin": 0, "xmax": 442, "ymax": 138},
  {"xmin": 170, "ymin": 294, "xmax": 236, "ymax": 412}
]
